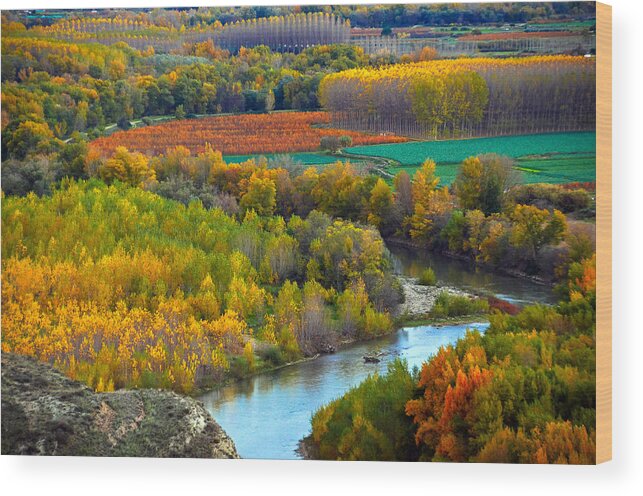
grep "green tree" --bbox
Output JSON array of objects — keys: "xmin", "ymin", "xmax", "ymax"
[
  {"xmin": 240, "ymin": 174, "xmax": 277, "ymax": 216},
  {"xmin": 510, "ymin": 204, "xmax": 567, "ymax": 261},
  {"xmin": 367, "ymin": 178, "xmax": 394, "ymax": 234},
  {"xmin": 175, "ymin": 104, "xmax": 186, "ymax": 120},
  {"xmin": 454, "ymin": 154, "xmax": 518, "ymax": 215},
  {"xmin": 6, "ymin": 120, "xmax": 57, "ymax": 159}
]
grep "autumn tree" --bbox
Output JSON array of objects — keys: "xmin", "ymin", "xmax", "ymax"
[
  {"xmin": 408, "ymin": 160, "xmax": 452, "ymax": 244},
  {"xmin": 6, "ymin": 120, "xmax": 58, "ymax": 160},
  {"xmin": 367, "ymin": 178, "xmax": 394, "ymax": 235},
  {"xmin": 100, "ymin": 146, "xmax": 156, "ymax": 186},
  {"xmin": 454, "ymin": 154, "xmax": 518, "ymax": 215},
  {"xmin": 393, "ymin": 170, "xmax": 414, "ymax": 219},
  {"xmin": 509, "ymin": 204, "xmax": 567, "ymax": 261},
  {"xmin": 239, "ymin": 173, "xmax": 277, "ymax": 216}
]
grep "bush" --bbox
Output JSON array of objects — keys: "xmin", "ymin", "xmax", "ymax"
[
  {"xmin": 1, "ymin": 157, "xmax": 57, "ymax": 196},
  {"xmin": 487, "ymin": 296, "xmax": 521, "ymax": 315},
  {"xmin": 431, "ymin": 292, "xmax": 489, "ymax": 318},
  {"xmin": 258, "ymin": 345, "xmax": 284, "ymax": 366},
  {"xmin": 310, "ymin": 359, "xmax": 419, "ymax": 461},
  {"xmin": 418, "ymin": 268, "xmax": 437, "ymax": 286},
  {"xmin": 506, "ymin": 184, "xmax": 591, "ymax": 214},
  {"xmin": 117, "ymin": 117, "xmax": 131, "ymax": 130},
  {"xmin": 320, "ymin": 135, "xmax": 341, "ymax": 153},
  {"xmin": 339, "ymin": 135, "xmax": 353, "ymax": 148}
]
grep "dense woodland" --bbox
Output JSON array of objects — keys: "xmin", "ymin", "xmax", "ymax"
[
  {"xmin": 1, "ymin": 5, "xmax": 597, "ymax": 464},
  {"xmin": 1, "ymin": 34, "xmax": 371, "ymax": 159},
  {"xmin": 2, "ymin": 180, "xmax": 400, "ymax": 393},
  {"xmin": 1, "ymin": 145, "xmax": 595, "ymax": 394},
  {"xmin": 320, "ymin": 56, "xmax": 596, "ymax": 138}
]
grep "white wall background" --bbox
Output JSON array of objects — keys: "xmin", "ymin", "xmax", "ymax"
[{"xmin": 1, "ymin": 1, "xmax": 640, "ymax": 494}]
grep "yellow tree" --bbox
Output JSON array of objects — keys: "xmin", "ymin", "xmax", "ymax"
[
  {"xmin": 240, "ymin": 173, "xmax": 277, "ymax": 216},
  {"xmin": 453, "ymin": 156, "xmax": 483, "ymax": 210},
  {"xmin": 510, "ymin": 204, "xmax": 567, "ymax": 261},
  {"xmin": 367, "ymin": 178, "xmax": 394, "ymax": 232},
  {"xmin": 408, "ymin": 160, "xmax": 451, "ymax": 243},
  {"xmin": 100, "ymin": 146, "xmax": 155, "ymax": 186}
]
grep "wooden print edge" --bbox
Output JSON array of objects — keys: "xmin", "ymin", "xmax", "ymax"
[{"xmin": 596, "ymin": 1, "xmax": 612, "ymax": 464}]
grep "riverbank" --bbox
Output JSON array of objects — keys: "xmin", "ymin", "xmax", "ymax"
[
  {"xmin": 194, "ymin": 274, "xmax": 487, "ymax": 397},
  {"xmin": 386, "ymin": 236, "xmax": 555, "ymax": 287},
  {"xmin": 199, "ymin": 319, "xmax": 491, "ymax": 460},
  {"xmin": 395, "ymin": 275, "xmax": 472, "ymax": 317}
]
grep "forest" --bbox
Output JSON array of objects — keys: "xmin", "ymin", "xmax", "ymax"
[
  {"xmin": 320, "ymin": 56, "xmax": 596, "ymax": 138},
  {"xmin": 1, "ymin": 179, "xmax": 399, "ymax": 393},
  {"xmin": 1, "ymin": 4, "xmax": 597, "ymax": 463}
]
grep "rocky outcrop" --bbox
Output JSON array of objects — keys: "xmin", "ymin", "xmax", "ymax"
[
  {"xmin": 1, "ymin": 353, "xmax": 239, "ymax": 458},
  {"xmin": 396, "ymin": 276, "xmax": 471, "ymax": 317}
]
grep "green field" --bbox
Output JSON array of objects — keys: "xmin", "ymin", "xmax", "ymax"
[
  {"xmin": 223, "ymin": 152, "xmax": 338, "ymax": 166},
  {"xmin": 222, "ymin": 132, "xmax": 596, "ymax": 186},
  {"xmin": 346, "ymin": 131, "xmax": 596, "ymax": 186}
]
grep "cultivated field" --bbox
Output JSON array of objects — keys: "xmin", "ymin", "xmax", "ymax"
[
  {"xmin": 89, "ymin": 112, "xmax": 407, "ymax": 157},
  {"xmin": 222, "ymin": 152, "xmax": 339, "ymax": 166},
  {"xmin": 347, "ymin": 131, "xmax": 596, "ymax": 186}
]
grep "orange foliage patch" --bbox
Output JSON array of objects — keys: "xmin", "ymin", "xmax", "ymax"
[{"xmin": 90, "ymin": 112, "xmax": 407, "ymax": 157}]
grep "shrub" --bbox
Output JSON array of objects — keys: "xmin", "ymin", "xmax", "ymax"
[
  {"xmin": 339, "ymin": 135, "xmax": 353, "ymax": 148},
  {"xmin": 506, "ymin": 183, "xmax": 591, "ymax": 214},
  {"xmin": 258, "ymin": 345, "xmax": 284, "ymax": 366},
  {"xmin": 117, "ymin": 116, "xmax": 131, "ymax": 130},
  {"xmin": 487, "ymin": 296, "xmax": 521, "ymax": 315},
  {"xmin": 431, "ymin": 292, "xmax": 489, "ymax": 318},
  {"xmin": 418, "ymin": 268, "xmax": 437, "ymax": 286},
  {"xmin": 310, "ymin": 359, "xmax": 419, "ymax": 461},
  {"xmin": 320, "ymin": 135, "xmax": 341, "ymax": 153}
]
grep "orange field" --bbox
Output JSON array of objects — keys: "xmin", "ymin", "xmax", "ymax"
[
  {"xmin": 458, "ymin": 31, "xmax": 578, "ymax": 41},
  {"xmin": 90, "ymin": 112, "xmax": 407, "ymax": 156}
]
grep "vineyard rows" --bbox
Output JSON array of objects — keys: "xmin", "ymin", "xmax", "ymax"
[{"xmin": 89, "ymin": 112, "xmax": 407, "ymax": 157}]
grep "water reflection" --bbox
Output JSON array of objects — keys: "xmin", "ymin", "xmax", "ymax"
[{"xmin": 388, "ymin": 244, "xmax": 556, "ymax": 305}]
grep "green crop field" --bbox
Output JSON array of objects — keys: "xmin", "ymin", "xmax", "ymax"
[
  {"xmin": 517, "ymin": 153, "xmax": 596, "ymax": 184},
  {"xmin": 223, "ymin": 152, "xmax": 338, "ymax": 166},
  {"xmin": 345, "ymin": 132, "xmax": 596, "ymax": 186}
]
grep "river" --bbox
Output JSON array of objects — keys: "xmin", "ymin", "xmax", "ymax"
[{"xmin": 199, "ymin": 245, "xmax": 554, "ymax": 460}]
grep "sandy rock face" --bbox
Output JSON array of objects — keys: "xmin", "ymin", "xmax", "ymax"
[{"xmin": 1, "ymin": 353, "xmax": 239, "ymax": 458}]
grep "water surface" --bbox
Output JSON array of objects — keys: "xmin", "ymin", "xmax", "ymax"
[
  {"xmin": 199, "ymin": 245, "xmax": 554, "ymax": 459},
  {"xmin": 200, "ymin": 322, "xmax": 488, "ymax": 460}
]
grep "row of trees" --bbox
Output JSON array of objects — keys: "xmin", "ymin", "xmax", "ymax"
[
  {"xmin": 207, "ymin": 13, "xmax": 351, "ymax": 54},
  {"xmin": 319, "ymin": 56, "xmax": 596, "ymax": 138},
  {"xmin": 28, "ymin": 13, "xmax": 351, "ymax": 55},
  {"xmin": 6, "ymin": 3, "xmax": 595, "ymax": 33},
  {"xmin": 309, "ymin": 252, "xmax": 597, "ymax": 463}
]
